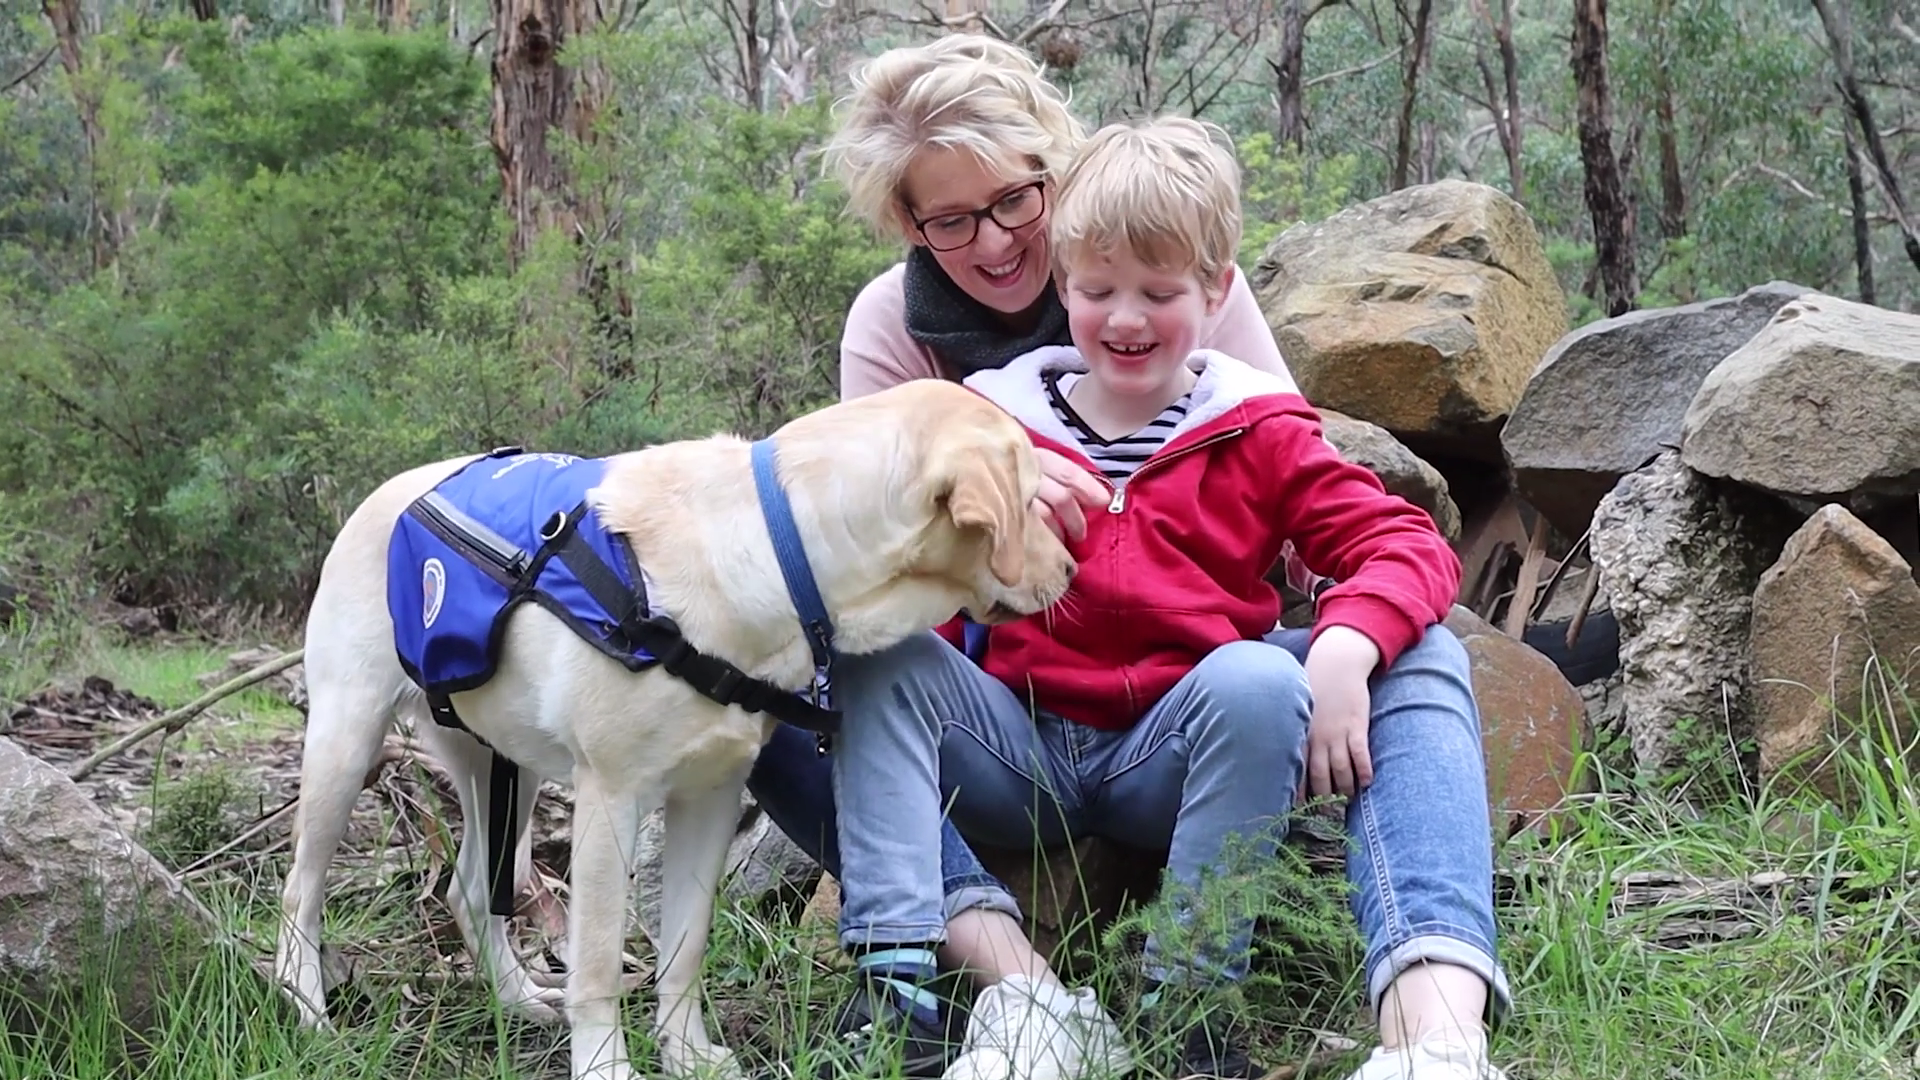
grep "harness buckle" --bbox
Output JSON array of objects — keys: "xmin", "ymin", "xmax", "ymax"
[
  {"xmin": 538, "ymin": 509, "xmax": 569, "ymax": 542},
  {"xmin": 709, "ymin": 668, "xmax": 743, "ymax": 704}
]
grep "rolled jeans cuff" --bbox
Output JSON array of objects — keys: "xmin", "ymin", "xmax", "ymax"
[
  {"xmin": 1366, "ymin": 929, "xmax": 1514, "ymax": 1026},
  {"xmin": 946, "ymin": 876, "xmax": 1023, "ymax": 924}
]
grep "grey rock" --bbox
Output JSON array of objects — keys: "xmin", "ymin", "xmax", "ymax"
[
  {"xmin": 1683, "ymin": 294, "xmax": 1920, "ymax": 507},
  {"xmin": 1502, "ymin": 281, "xmax": 1808, "ymax": 538},
  {"xmin": 1588, "ymin": 451, "xmax": 1798, "ymax": 777},
  {"xmin": 0, "ymin": 737, "xmax": 222, "ymax": 1032},
  {"xmin": 1320, "ymin": 408, "xmax": 1462, "ymax": 541}
]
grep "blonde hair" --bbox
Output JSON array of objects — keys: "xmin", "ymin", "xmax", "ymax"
[
  {"xmin": 1050, "ymin": 116, "xmax": 1243, "ymax": 290},
  {"xmin": 823, "ymin": 33, "xmax": 1085, "ymax": 240}
]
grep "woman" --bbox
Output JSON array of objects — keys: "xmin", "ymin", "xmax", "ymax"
[{"xmin": 744, "ymin": 33, "xmax": 1510, "ymax": 1080}]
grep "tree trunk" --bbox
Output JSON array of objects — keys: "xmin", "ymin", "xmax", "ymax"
[
  {"xmin": 1571, "ymin": 0, "xmax": 1637, "ymax": 317},
  {"xmin": 1390, "ymin": 0, "xmax": 1434, "ymax": 190},
  {"xmin": 42, "ymin": 0, "xmax": 114, "ymax": 271},
  {"xmin": 716, "ymin": 0, "xmax": 764, "ymax": 110},
  {"xmin": 1493, "ymin": 0, "xmax": 1522, "ymax": 199},
  {"xmin": 1812, "ymin": 0, "xmax": 1920, "ymax": 276},
  {"xmin": 375, "ymin": 0, "xmax": 412, "ymax": 29},
  {"xmin": 189, "ymin": 0, "xmax": 218, "ymax": 20},
  {"xmin": 1652, "ymin": 71, "xmax": 1686, "ymax": 238},
  {"xmin": 1274, "ymin": 0, "xmax": 1306, "ymax": 151},
  {"xmin": 1469, "ymin": 0, "xmax": 1523, "ymax": 200},
  {"xmin": 490, "ymin": 0, "xmax": 607, "ymax": 265},
  {"xmin": 1843, "ymin": 123, "xmax": 1876, "ymax": 306}
]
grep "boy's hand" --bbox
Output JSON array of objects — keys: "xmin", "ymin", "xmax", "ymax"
[
  {"xmin": 1031, "ymin": 446, "xmax": 1108, "ymax": 543},
  {"xmin": 1303, "ymin": 625, "xmax": 1382, "ymax": 799}
]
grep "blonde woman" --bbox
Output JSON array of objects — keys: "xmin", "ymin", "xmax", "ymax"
[{"xmin": 745, "ymin": 35, "xmax": 1510, "ymax": 1080}]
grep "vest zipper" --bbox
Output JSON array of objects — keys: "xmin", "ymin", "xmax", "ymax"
[
  {"xmin": 1103, "ymin": 427, "xmax": 1247, "ymax": 514},
  {"xmin": 414, "ymin": 492, "xmax": 532, "ymax": 583}
]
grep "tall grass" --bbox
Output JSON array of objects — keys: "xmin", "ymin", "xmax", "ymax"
[{"xmin": 3, "ymin": 632, "xmax": 1918, "ymax": 1079}]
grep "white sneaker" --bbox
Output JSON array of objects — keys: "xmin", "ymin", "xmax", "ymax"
[
  {"xmin": 1346, "ymin": 1032, "xmax": 1509, "ymax": 1080},
  {"xmin": 941, "ymin": 974, "xmax": 1134, "ymax": 1080}
]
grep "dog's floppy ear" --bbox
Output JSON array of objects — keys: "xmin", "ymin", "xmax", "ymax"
[{"xmin": 945, "ymin": 447, "xmax": 1028, "ymax": 588}]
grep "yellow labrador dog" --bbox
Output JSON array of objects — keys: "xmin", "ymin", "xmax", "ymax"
[{"xmin": 273, "ymin": 379, "xmax": 1075, "ymax": 1080}]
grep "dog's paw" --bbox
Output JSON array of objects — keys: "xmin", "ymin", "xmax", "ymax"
[{"xmin": 503, "ymin": 985, "xmax": 568, "ymax": 1026}]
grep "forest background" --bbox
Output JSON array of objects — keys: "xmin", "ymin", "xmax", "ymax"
[{"xmin": 1, "ymin": 0, "xmax": 1914, "ymax": 621}]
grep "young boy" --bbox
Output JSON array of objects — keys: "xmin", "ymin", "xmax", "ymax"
[{"xmin": 827, "ymin": 117, "xmax": 1508, "ymax": 1080}]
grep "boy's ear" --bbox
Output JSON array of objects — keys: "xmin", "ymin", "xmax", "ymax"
[{"xmin": 1204, "ymin": 264, "xmax": 1236, "ymax": 315}]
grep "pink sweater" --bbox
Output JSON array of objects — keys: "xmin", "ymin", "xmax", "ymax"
[
  {"xmin": 837, "ymin": 259, "xmax": 1323, "ymax": 598},
  {"xmin": 839, "ymin": 260, "xmax": 1300, "ymax": 400}
]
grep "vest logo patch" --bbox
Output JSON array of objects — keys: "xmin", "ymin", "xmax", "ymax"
[{"xmin": 421, "ymin": 557, "xmax": 447, "ymax": 629}]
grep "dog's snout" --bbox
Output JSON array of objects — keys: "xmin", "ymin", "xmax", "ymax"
[{"xmin": 1063, "ymin": 557, "xmax": 1079, "ymax": 580}]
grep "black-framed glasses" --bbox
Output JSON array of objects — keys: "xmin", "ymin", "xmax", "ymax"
[{"xmin": 911, "ymin": 181, "xmax": 1047, "ymax": 252}]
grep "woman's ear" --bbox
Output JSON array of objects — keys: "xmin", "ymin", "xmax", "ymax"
[{"xmin": 893, "ymin": 200, "xmax": 926, "ymax": 247}]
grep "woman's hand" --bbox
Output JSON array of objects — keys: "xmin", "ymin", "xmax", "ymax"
[
  {"xmin": 1303, "ymin": 625, "xmax": 1383, "ymax": 799},
  {"xmin": 1031, "ymin": 446, "xmax": 1108, "ymax": 543}
]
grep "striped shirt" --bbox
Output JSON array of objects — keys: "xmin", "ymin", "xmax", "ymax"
[{"xmin": 1044, "ymin": 372, "xmax": 1191, "ymax": 483}]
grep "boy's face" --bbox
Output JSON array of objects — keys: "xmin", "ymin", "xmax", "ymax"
[{"xmin": 1060, "ymin": 245, "xmax": 1228, "ymax": 401}]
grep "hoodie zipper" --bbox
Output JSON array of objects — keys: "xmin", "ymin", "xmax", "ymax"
[{"xmin": 1102, "ymin": 427, "xmax": 1246, "ymax": 514}]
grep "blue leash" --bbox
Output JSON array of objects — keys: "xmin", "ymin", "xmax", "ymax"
[{"xmin": 750, "ymin": 438, "xmax": 836, "ymax": 712}]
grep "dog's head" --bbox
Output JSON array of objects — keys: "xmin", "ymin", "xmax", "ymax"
[
  {"xmin": 766, "ymin": 379, "xmax": 1075, "ymax": 656},
  {"xmin": 892, "ymin": 380, "xmax": 1077, "ymax": 626}
]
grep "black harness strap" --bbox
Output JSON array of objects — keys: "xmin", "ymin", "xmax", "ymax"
[
  {"xmin": 546, "ymin": 504, "xmax": 842, "ymax": 736},
  {"xmin": 425, "ymin": 693, "xmax": 523, "ymax": 917}
]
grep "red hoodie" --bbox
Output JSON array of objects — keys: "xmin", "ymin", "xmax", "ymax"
[{"xmin": 946, "ymin": 346, "xmax": 1461, "ymax": 733}]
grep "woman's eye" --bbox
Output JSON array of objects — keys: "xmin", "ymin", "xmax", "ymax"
[
  {"xmin": 931, "ymin": 217, "xmax": 970, "ymax": 232},
  {"xmin": 998, "ymin": 189, "xmax": 1032, "ymax": 210}
]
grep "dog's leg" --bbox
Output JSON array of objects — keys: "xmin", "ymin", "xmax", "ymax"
[
  {"xmin": 568, "ymin": 769, "xmax": 647, "ymax": 1080},
  {"xmin": 417, "ymin": 720, "xmax": 565, "ymax": 1024},
  {"xmin": 275, "ymin": 674, "xmax": 396, "ymax": 1028},
  {"xmin": 653, "ymin": 765, "xmax": 753, "ymax": 1080}
]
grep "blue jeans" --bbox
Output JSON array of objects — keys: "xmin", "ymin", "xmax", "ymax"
[{"xmin": 746, "ymin": 625, "xmax": 1513, "ymax": 1013}]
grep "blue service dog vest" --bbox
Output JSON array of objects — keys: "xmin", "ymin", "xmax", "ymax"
[{"xmin": 387, "ymin": 448, "xmax": 835, "ymax": 720}]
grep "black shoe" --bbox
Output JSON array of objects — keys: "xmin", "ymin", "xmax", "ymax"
[
  {"xmin": 830, "ymin": 969, "xmax": 967, "ymax": 1078},
  {"xmin": 1134, "ymin": 985, "xmax": 1260, "ymax": 1079}
]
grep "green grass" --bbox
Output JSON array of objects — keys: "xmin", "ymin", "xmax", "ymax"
[
  {"xmin": 82, "ymin": 639, "xmax": 306, "ymax": 747},
  {"xmin": 6, "ymin": 628, "xmax": 1920, "ymax": 1079}
]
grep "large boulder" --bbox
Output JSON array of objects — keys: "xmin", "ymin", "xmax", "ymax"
[
  {"xmin": 1251, "ymin": 179, "xmax": 1568, "ymax": 460},
  {"xmin": 1501, "ymin": 281, "xmax": 1809, "ymax": 538},
  {"xmin": 1749, "ymin": 505, "xmax": 1920, "ymax": 803},
  {"xmin": 1588, "ymin": 452, "xmax": 1799, "ymax": 777},
  {"xmin": 0, "ymin": 737, "xmax": 221, "ymax": 1032},
  {"xmin": 1682, "ymin": 294, "xmax": 1920, "ymax": 509}
]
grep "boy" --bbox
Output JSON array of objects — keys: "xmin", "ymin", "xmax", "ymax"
[{"xmin": 828, "ymin": 118, "xmax": 1508, "ymax": 1080}]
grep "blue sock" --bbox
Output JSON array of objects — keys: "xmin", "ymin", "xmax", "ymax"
[{"xmin": 855, "ymin": 945, "xmax": 943, "ymax": 1025}]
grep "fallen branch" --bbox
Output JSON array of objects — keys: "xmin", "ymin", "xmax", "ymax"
[{"xmin": 68, "ymin": 648, "xmax": 304, "ymax": 781}]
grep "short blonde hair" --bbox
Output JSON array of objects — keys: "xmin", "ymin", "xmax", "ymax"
[
  {"xmin": 823, "ymin": 33, "xmax": 1085, "ymax": 239},
  {"xmin": 1050, "ymin": 116, "xmax": 1243, "ymax": 290}
]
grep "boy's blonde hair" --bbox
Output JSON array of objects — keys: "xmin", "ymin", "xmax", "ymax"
[
  {"xmin": 1050, "ymin": 116, "xmax": 1243, "ymax": 291},
  {"xmin": 823, "ymin": 33, "xmax": 1085, "ymax": 240}
]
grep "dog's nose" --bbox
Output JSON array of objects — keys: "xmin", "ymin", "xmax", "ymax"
[{"xmin": 1064, "ymin": 557, "xmax": 1079, "ymax": 579}]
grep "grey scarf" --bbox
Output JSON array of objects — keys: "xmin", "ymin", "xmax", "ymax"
[{"xmin": 901, "ymin": 245, "xmax": 1072, "ymax": 381}]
